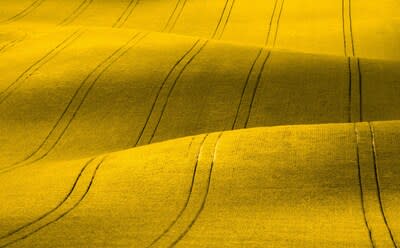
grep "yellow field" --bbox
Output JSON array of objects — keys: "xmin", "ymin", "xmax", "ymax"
[{"xmin": 0, "ymin": 1, "xmax": 399, "ymax": 247}]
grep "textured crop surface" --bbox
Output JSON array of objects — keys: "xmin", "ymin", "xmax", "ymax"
[{"xmin": 0, "ymin": 1, "xmax": 399, "ymax": 247}]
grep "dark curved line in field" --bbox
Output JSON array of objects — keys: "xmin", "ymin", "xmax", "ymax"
[
  {"xmin": 353, "ymin": 124, "xmax": 376, "ymax": 248},
  {"xmin": 146, "ymin": 135, "xmax": 208, "ymax": 247},
  {"xmin": 185, "ymin": 136, "xmax": 196, "ymax": 157},
  {"xmin": 163, "ymin": 0, "xmax": 182, "ymax": 31},
  {"xmin": 0, "ymin": 158, "xmax": 95, "ymax": 240},
  {"xmin": 212, "ymin": 0, "xmax": 229, "ymax": 38},
  {"xmin": 212, "ymin": 0, "xmax": 236, "ymax": 39},
  {"xmin": 0, "ymin": 33, "xmax": 28, "ymax": 54},
  {"xmin": 164, "ymin": 0, "xmax": 188, "ymax": 32},
  {"xmin": 0, "ymin": 43, "xmax": 8, "ymax": 52},
  {"xmin": 265, "ymin": 0, "xmax": 279, "ymax": 46},
  {"xmin": 59, "ymin": 0, "xmax": 93, "ymax": 26},
  {"xmin": 0, "ymin": 157, "xmax": 107, "ymax": 248},
  {"xmin": 341, "ymin": 0, "xmax": 347, "ymax": 57},
  {"xmin": 0, "ymin": 39, "xmax": 20, "ymax": 53},
  {"xmin": 134, "ymin": 39, "xmax": 200, "ymax": 146},
  {"xmin": 231, "ymin": 48, "xmax": 263, "ymax": 129},
  {"xmin": 217, "ymin": 0, "xmax": 235, "ymax": 39},
  {"xmin": 0, "ymin": 30, "xmax": 83, "ymax": 106},
  {"xmin": 113, "ymin": 0, "xmax": 140, "ymax": 28},
  {"xmin": 0, "ymin": 36, "xmax": 26, "ymax": 53},
  {"xmin": 342, "ymin": 0, "xmax": 355, "ymax": 57},
  {"xmin": 348, "ymin": 0, "xmax": 355, "ymax": 56},
  {"xmin": 272, "ymin": 0, "xmax": 284, "ymax": 47},
  {"xmin": 347, "ymin": 57, "xmax": 352, "ymax": 122},
  {"xmin": 358, "ymin": 58, "xmax": 363, "ymax": 121},
  {"xmin": 169, "ymin": 132, "xmax": 223, "ymax": 248},
  {"xmin": 168, "ymin": 0, "xmax": 188, "ymax": 32},
  {"xmin": 368, "ymin": 123, "xmax": 398, "ymax": 248},
  {"xmin": 244, "ymin": 50, "xmax": 271, "ymax": 128},
  {"xmin": 2, "ymin": 0, "xmax": 45, "ymax": 24},
  {"xmin": 148, "ymin": 40, "xmax": 209, "ymax": 144}
]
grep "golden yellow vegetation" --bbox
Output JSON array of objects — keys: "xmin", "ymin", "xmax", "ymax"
[{"xmin": 0, "ymin": 0, "xmax": 399, "ymax": 247}]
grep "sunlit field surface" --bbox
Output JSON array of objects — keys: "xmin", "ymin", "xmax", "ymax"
[{"xmin": 1, "ymin": 1, "xmax": 399, "ymax": 247}]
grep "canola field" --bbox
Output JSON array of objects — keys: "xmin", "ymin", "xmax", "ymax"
[{"xmin": 0, "ymin": 0, "xmax": 399, "ymax": 247}]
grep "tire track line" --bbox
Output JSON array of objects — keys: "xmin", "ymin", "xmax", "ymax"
[
  {"xmin": 113, "ymin": 0, "xmax": 140, "ymax": 28},
  {"xmin": 211, "ymin": 0, "xmax": 236, "ymax": 39},
  {"xmin": 342, "ymin": 0, "xmax": 362, "ymax": 123},
  {"xmin": 348, "ymin": 57, "xmax": 362, "ymax": 122},
  {"xmin": 148, "ymin": 132, "xmax": 223, "ymax": 248},
  {"xmin": 1, "ymin": 0, "xmax": 45, "ymax": 24},
  {"xmin": 354, "ymin": 122, "xmax": 398, "ymax": 247},
  {"xmin": 369, "ymin": 123, "xmax": 398, "ymax": 248},
  {"xmin": 0, "ymin": 32, "xmax": 148, "ymax": 174},
  {"xmin": 354, "ymin": 124, "xmax": 375, "ymax": 248},
  {"xmin": 0, "ymin": 157, "xmax": 95, "ymax": 239},
  {"xmin": 163, "ymin": 0, "xmax": 188, "ymax": 32},
  {"xmin": 232, "ymin": 49, "xmax": 271, "ymax": 129},
  {"xmin": 0, "ymin": 156, "xmax": 107, "ymax": 248},
  {"xmin": 146, "ymin": 134, "xmax": 208, "ymax": 247},
  {"xmin": 358, "ymin": 59, "xmax": 363, "ymax": 121},
  {"xmin": 134, "ymin": 39, "xmax": 209, "ymax": 146},
  {"xmin": 59, "ymin": 0, "xmax": 93, "ymax": 26},
  {"xmin": 265, "ymin": 0, "xmax": 285, "ymax": 48},
  {"xmin": 342, "ymin": 0, "xmax": 355, "ymax": 57},
  {"xmin": 185, "ymin": 136, "xmax": 196, "ymax": 158},
  {"xmin": 0, "ymin": 35, "xmax": 27, "ymax": 54},
  {"xmin": 0, "ymin": 29, "xmax": 84, "ymax": 105}
]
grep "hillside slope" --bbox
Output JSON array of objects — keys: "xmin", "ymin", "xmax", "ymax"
[
  {"xmin": 1, "ymin": 122, "xmax": 400, "ymax": 247},
  {"xmin": 1, "ymin": 28, "xmax": 400, "ymax": 167}
]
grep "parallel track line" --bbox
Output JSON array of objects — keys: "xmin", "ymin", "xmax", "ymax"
[
  {"xmin": 212, "ymin": 0, "xmax": 236, "ymax": 39},
  {"xmin": 1, "ymin": 0, "xmax": 45, "ymax": 24},
  {"xmin": 59, "ymin": 0, "xmax": 93, "ymax": 26},
  {"xmin": 113, "ymin": 0, "xmax": 140, "ymax": 28},
  {"xmin": 0, "ymin": 156, "xmax": 107, "ymax": 248},
  {"xmin": 369, "ymin": 123, "xmax": 398, "ymax": 247},
  {"xmin": 0, "ymin": 30, "xmax": 84, "ymax": 105},
  {"xmin": 134, "ymin": 39, "xmax": 208, "ymax": 146}
]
